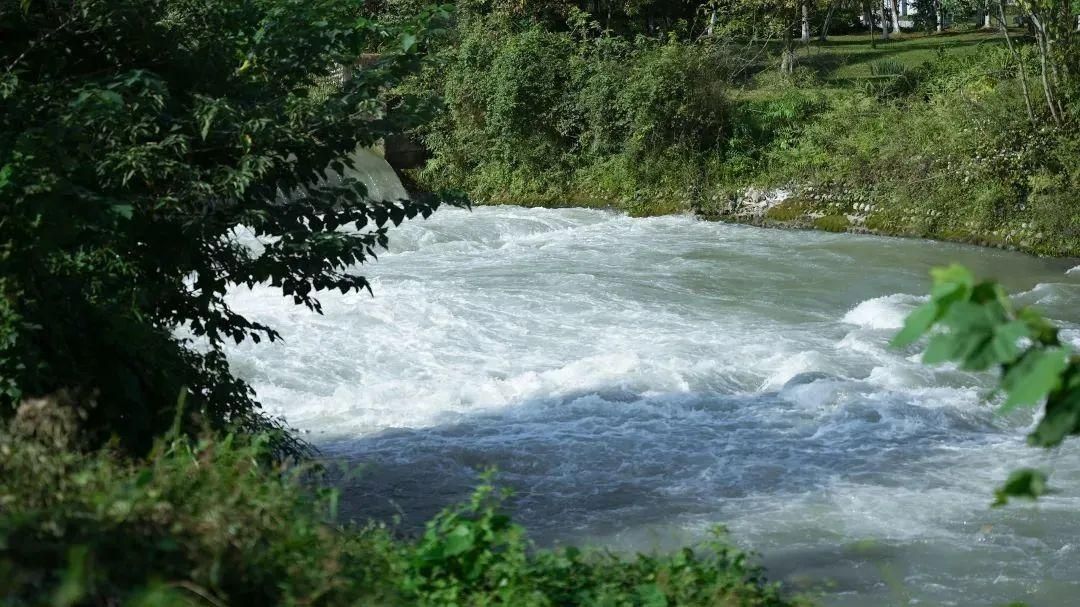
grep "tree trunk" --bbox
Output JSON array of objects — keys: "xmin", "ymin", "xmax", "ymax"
[
  {"xmin": 781, "ymin": 26, "xmax": 796, "ymax": 74},
  {"xmin": 820, "ymin": 2, "xmax": 838, "ymax": 41},
  {"xmin": 936, "ymin": 0, "xmax": 944, "ymax": 32},
  {"xmin": 1027, "ymin": 12, "xmax": 1064, "ymax": 125},
  {"xmin": 880, "ymin": 2, "xmax": 890, "ymax": 39},
  {"xmin": 997, "ymin": 0, "xmax": 1037, "ymax": 127},
  {"xmin": 866, "ymin": 2, "xmax": 877, "ymax": 48},
  {"xmin": 890, "ymin": 0, "xmax": 902, "ymax": 34},
  {"xmin": 802, "ymin": 2, "xmax": 811, "ymax": 43},
  {"xmin": 983, "ymin": 1, "xmax": 993, "ymax": 29}
]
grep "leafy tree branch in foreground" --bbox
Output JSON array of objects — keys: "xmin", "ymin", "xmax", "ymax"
[{"xmin": 895, "ymin": 264, "xmax": 1078, "ymax": 505}]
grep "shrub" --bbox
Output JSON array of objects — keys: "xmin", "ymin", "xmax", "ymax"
[
  {"xmin": 0, "ymin": 430, "xmax": 401, "ymax": 605},
  {"xmin": 0, "ymin": 429, "xmax": 807, "ymax": 607},
  {"xmin": 0, "ymin": 0, "xmax": 458, "ymax": 455},
  {"xmin": 418, "ymin": 15, "xmax": 733, "ymax": 207}
]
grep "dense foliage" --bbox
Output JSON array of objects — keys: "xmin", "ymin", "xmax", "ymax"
[
  {"xmin": 0, "ymin": 0, "xmax": 458, "ymax": 454},
  {"xmin": 406, "ymin": 3, "xmax": 1080, "ymax": 254},
  {"xmin": 763, "ymin": 46, "xmax": 1080, "ymax": 255},
  {"xmin": 416, "ymin": 14, "xmax": 735, "ymax": 211},
  {"xmin": 0, "ymin": 425, "xmax": 804, "ymax": 607}
]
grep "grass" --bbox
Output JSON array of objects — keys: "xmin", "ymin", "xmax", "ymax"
[
  {"xmin": 730, "ymin": 28, "xmax": 1016, "ymax": 103},
  {"xmin": 797, "ymin": 29, "xmax": 1012, "ymax": 82}
]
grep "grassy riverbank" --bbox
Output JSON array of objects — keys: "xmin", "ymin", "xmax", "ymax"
[{"xmin": 411, "ymin": 22, "xmax": 1080, "ymax": 257}]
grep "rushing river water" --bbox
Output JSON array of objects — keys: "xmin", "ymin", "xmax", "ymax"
[{"xmin": 227, "ymin": 206, "xmax": 1080, "ymax": 606}]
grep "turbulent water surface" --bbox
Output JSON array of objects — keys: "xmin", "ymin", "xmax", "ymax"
[{"xmin": 227, "ymin": 206, "xmax": 1080, "ymax": 606}]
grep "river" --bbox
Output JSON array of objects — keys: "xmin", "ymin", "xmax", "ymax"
[{"xmin": 226, "ymin": 205, "xmax": 1080, "ymax": 606}]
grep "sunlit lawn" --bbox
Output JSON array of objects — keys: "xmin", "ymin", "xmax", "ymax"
[{"xmin": 801, "ymin": 29, "xmax": 1014, "ymax": 81}]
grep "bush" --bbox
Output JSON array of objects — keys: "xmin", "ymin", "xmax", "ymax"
[
  {"xmin": 0, "ymin": 0, "xmax": 458, "ymax": 455},
  {"xmin": 0, "ymin": 430, "xmax": 400, "ymax": 605},
  {"xmin": 0, "ymin": 429, "xmax": 807, "ymax": 607},
  {"xmin": 418, "ymin": 16, "xmax": 733, "ymax": 207}
]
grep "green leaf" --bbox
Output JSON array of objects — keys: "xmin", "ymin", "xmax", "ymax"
[
  {"xmin": 110, "ymin": 204, "xmax": 134, "ymax": 219},
  {"xmin": 635, "ymin": 583, "xmax": 668, "ymax": 607},
  {"xmin": 1001, "ymin": 348, "xmax": 1068, "ymax": 412},
  {"xmin": 53, "ymin": 546, "xmax": 90, "ymax": 607},
  {"xmin": 400, "ymin": 33, "xmax": 418, "ymax": 53},
  {"xmin": 1029, "ymin": 381, "xmax": 1080, "ymax": 448},
  {"xmin": 98, "ymin": 90, "xmax": 124, "ymax": 106},
  {"xmin": 1017, "ymin": 306, "xmax": 1060, "ymax": 346},
  {"xmin": 993, "ymin": 468, "xmax": 1048, "ymax": 507},
  {"xmin": 200, "ymin": 106, "xmax": 218, "ymax": 141},
  {"xmin": 921, "ymin": 333, "xmax": 958, "ymax": 365},
  {"xmin": 892, "ymin": 301, "xmax": 938, "ymax": 348},
  {"xmin": 442, "ymin": 523, "xmax": 475, "ymax": 557},
  {"xmin": 930, "ymin": 264, "xmax": 974, "ymax": 291},
  {"xmin": 984, "ymin": 320, "xmax": 1029, "ymax": 367}
]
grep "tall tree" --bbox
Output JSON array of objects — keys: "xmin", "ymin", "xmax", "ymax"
[
  {"xmin": 802, "ymin": 1, "xmax": 812, "ymax": 42},
  {"xmin": 819, "ymin": 0, "xmax": 839, "ymax": 40}
]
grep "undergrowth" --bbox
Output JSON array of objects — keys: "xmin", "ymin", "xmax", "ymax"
[
  {"xmin": 0, "ymin": 426, "xmax": 806, "ymax": 607},
  {"xmin": 412, "ymin": 17, "xmax": 1079, "ymax": 255}
]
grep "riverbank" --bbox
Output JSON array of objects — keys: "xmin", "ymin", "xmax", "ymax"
[
  {"xmin": 403, "ymin": 177, "xmax": 1080, "ymax": 258},
  {"xmin": 696, "ymin": 184, "xmax": 1079, "ymax": 258},
  {"xmin": 407, "ymin": 21, "xmax": 1079, "ymax": 258}
]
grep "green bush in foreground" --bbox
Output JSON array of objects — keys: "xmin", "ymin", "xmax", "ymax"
[{"xmin": 0, "ymin": 427, "xmax": 804, "ymax": 607}]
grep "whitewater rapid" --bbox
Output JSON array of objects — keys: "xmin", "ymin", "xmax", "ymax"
[{"xmin": 226, "ymin": 206, "xmax": 1080, "ymax": 606}]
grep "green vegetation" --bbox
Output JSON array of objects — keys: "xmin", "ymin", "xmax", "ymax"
[
  {"xmin": 3, "ymin": 0, "xmax": 1079, "ymax": 604},
  {"xmin": 407, "ymin": 3, "xmax": 1079, "ymax": 255},
  {"xmin": 0, "ymin": 0, "xmax": 459, "ymax": 455},
  {"xmin": 414, "ymin": 16, "xmax": 732, "ymax": 209},
  {"xmin": 0, "ymin": 421, "xmax": 802, "ymax": 606},
  {"xmin": 896, "ymin": 265, "xmax": 1080, "ymax": 505},
  {"xmin": 0, "ymin": 1, "xmax": 809, "ymax": 604}
]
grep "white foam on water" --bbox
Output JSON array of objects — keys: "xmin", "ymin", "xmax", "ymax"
[
  {"xmin": 841, "ymin": 293, "xmax": 926, "ymax": 330},
  {"xmin": 225, "ymin": 206, "xmax": 1080, "ymax": 606}
]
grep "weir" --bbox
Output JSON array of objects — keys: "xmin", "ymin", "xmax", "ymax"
[{"xmin": 323, "ymin": 146, "xmax": 410, "ymax": 202}]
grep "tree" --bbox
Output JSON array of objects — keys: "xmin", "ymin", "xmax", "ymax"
[
  {"xmin": 0, "ymin": 0, "xmax": 459, "ymax": 454},
  {"xmin": 713, "ymin": 0, "xmax": 826, "ymax": 73},
  {"xmin": 817, "ymin": 0, "xmax": 842, "ymax": 41},
  {"xmin": 1015, "ymin": 0, "xmax": 1078, "ymax": 126},
  {"xmin": 452, "ymin": 0, "xmax": 705, "ymax": 34}
]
